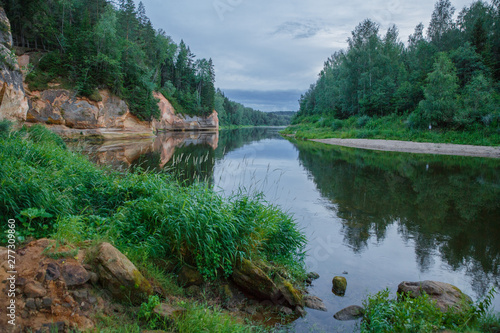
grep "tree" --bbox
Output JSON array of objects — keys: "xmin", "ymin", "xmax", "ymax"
[
  {"xmin": 427, "ymin": 0, "xmax": 455, "ymax": 49},
  {"xmin": 418, "ymin": 53, "xmax": 459, "ymax": 127}
]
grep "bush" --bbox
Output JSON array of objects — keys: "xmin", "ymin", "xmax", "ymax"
[
  {"xmin": 331, "ymin": 119, "xmax": 343, "ymax": 131},
  {"xmin": 361, "ymin": 287, "xmax": 498, "ymax": 333},
  {"xmin": 356, "ymin": 115, "xmax": 371, "ymax": 128}
]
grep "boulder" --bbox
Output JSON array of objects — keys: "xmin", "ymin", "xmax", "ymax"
[
  {"xmin": 332, "ymin": 276, "xmax": 347, "ymax": 296},
  {"xmin": 334, "ymin": 305, "xmax": 365, "ymax": 321},
  {"xmin": 232, "ymin": 258, "xmax": 280, "ymax": 301},
  {"xmin": 94, "ymin": 242, "xmax": 153, "ymax": 304},
  {"xmin": 303, "ymin": 295, "xmax": 327, "ymax": 312},
  {"xmin": 177, "ymin": 265, "xmax": 203, "ymax": 287},
  {"xmin": 397, "ymin": 280, "xmax": 472, "ymax": 312}
]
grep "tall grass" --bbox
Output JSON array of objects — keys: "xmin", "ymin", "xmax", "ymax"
[{"xmin": 0, "ymin": 124, "xmax": 305, "ymax": 282}]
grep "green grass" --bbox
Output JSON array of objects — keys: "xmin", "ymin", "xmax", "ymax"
[
  {"xmin": 282, "ymin": 114, "xmax": 500, "ymax": 146},
  {"xmin": 361, "ymin": 288, "xmax": 499, "ymax": 333}
]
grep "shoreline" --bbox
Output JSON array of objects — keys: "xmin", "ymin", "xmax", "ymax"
[{"xmin": 310, "ymin": 138, "xmax": 500, "ymax": 158}]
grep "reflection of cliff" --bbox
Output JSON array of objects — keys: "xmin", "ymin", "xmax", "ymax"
[
  {"xmin": 75, "ymin": 131, "xmax": 218, "ymax": 172},
  {"xmin": 293, "ymin": 140, "xmax": 500, "ymax": 294},
  {"xmin": 154, "ymin": 132, "xmax": 218, "ymax": 168}
]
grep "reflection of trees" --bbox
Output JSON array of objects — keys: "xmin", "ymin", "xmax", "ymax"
[{"xmin": 293, "ymin": 140, "xmax": 500, "ymax": 293}]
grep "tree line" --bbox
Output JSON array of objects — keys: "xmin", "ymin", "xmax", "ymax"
[
  {"xmin": 2, "ymin": 0, "xmax": 215, "ymax": 121},
  {"xmin": 215, "ymin": 89, "xmax": 294, "ymax": 126},
  {"xmin": 296, "ymin": 0, "xmax": 500, "ymax": 130}
]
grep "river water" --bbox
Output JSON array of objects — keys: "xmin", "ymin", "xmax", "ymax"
[{"xmin": 76, "ymin": 127, "xmax": 500, "ymax": 332}]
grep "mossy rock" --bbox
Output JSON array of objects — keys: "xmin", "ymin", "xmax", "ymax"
[
  {"xmin": 94, "ymin": 242, "xmax": 153, "ymax": 304},
  {"xmin": 332, "ymin": 276, "xmax": 347, "ymax": 296},
  {"xmin": 275, "ymin": 275, "xmax": 304, "ymax": 308},
  {"xmin": 232, "ymin": 258, "xmax": 280, "ymax": 301}
]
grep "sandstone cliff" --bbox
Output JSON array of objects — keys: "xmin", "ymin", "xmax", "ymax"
[
  {"xmin": 0, "ymin": 7, "xmax": 29, "ymax": 122},
  {"xmin": 25, "ymin": 88, "xmax": 219, "ymax": 139},
  {"xmin": 0, "ymin": 8, "xmax": 218, "ymax": 138}
]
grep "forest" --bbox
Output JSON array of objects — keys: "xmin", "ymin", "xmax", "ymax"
[
  {"xmin": 294, "ymin": 0, "xmax": 500, "ymax": 133},
  {"xmin": 215, "ymin": 89, "xmax": 294, "ymax": 126},
  {"xmin": 1, "ymin": 0, "xmax": 286, "ymax": 126}
]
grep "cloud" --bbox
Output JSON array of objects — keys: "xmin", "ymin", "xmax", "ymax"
[
  {"xmin": 273, "ymin": 20, "xmax": 323, "ymax": 39},
  {"xmin": 138, "ymin": 0, "xmax": 474, "ymax": 111}
]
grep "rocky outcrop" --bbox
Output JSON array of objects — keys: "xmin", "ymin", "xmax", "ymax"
[
  {"xmin": 153, "ymin": 92, "xmax": 218, "ymax": 131},
  {"xmin": 397, "ymin": 280, "xmax": 472, "ymax": 312},
  {"xmin": 26, "ymin": 89, "xmax": 154, "ymax": 139},
  {"xmin": 0, "ymin": 7, "xmax": 29, "ymax": 122},
  {"xmin": 24, "ymin": 89, "xmax": 219, "ymax": 139}
]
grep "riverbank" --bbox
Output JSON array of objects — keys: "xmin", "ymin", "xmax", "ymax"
[
  {"xmin": 0, "ymin": 122, "xmax": 308, "ymax": 332},
  {"xmin": 310, "ymin": 138, "xmax": 500, "ymax": 158},
  {"xmin": 282, "ymin": 115, "xmax": 500, "ymax": 147}
]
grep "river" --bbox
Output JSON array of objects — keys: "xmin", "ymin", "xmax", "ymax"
[{"xmin": 74, "ymin": 127, "xmax": 500, "ymax": 332}]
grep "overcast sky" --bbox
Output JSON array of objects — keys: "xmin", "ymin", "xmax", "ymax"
[{"xmin": 137, "ymin": 0, "xmax": 474, "ymax": 111}]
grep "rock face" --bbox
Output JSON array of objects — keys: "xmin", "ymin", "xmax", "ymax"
[
  {"xmin": 0, "ymin": 7, "xmax": 29, "ymax": 122},
  {"xmin": 153, "ymin": 92, "xmax": 218, "ymax": 131},
  {"xmin": 26, "ymin": 89, "xmax": 153, "ymax": 139},
  {"xmin": 94, "ymin": 242, "xmax": 153, "ymax": 304},
  {"xmin": 332, "ymin": 276, "xmax": 347, "ymax": 296},
  {"xmin": 25, "ymin": 89, "xmax": 219, "ymax": 139},
  {"xmin": 397, "ymin": 280, "xmax": 472, "ymax": 312}
]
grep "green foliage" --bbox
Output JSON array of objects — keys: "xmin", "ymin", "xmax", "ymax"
[
  {"xmin": 283, "ymin": 114, "xmax": 500, "ymax": 145},
  {"xmin": 419, "ymin": 52, "xmax": 459, "ymax": 127},
  {"xmin": 0, "ymin": 119, "xmax": 12, "ymax": 137},
  {"xmin": 361, "ymin": 288, "xmax": 498, "ymax": 333},
  {"xmin": 294, "ymin": 0, "xmax": 500, "ymax": 135},
  {"xmin": 215, "ymin": 90, "xmax": 294, "ymax": 127},
  {"xmin": 138, "ymin": 295, "xmax": 162, "ymax": 329},
  {"xmin": 4, "ymin": 0, "xmax": 216, "ymax": 120}
]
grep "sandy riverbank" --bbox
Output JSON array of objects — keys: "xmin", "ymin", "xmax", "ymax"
[{"xmin": 310, "ymin": 138, "xmax": 500, "ymax": 158}]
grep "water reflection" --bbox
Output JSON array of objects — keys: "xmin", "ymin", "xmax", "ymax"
[
  {"xmin": 75, "ymin": 131, "xmax": 218, "ymax": 173},
  {"xmin": 292, "ymin": 140, "xmax": 500, "ymax": 296}
]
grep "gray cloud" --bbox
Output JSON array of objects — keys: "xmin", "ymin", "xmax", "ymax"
[{"xmin": 138, "ymin": 0, "xmax": 474, "ymax": 111}]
